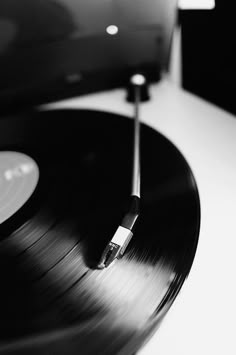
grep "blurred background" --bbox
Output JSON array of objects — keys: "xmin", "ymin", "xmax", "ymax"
[
  {"xmin": 179, "ymin": 0, "xmax": 236, "ymax": 115},
  {"xmin": 0, "ymin": 0, "xmax": 234, "ymax": 116}
]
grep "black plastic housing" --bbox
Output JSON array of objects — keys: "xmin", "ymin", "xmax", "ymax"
[{"xmin": 0, "ymin": 0, "xmax": 177, "ymax": 112}]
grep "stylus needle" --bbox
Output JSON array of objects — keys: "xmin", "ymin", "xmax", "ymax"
[{"xmin": 98, "ymin": 74, "xmax": 145, "ymax": 269}]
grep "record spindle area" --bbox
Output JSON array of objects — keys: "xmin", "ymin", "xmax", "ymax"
[{"xmin": 0, "ymin": 109, "xmax": 200, "ymax": 355}]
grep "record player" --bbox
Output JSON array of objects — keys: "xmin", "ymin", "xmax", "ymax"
[{"xmin": 0, "ymin": 1, "xmax": 236, "ymax": 355}]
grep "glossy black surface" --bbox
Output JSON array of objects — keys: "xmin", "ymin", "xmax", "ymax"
[
  {"xmin": 0, "ymin": 1, "xmax": 177, "ymax": 110},
  {"xmin": 0, "ymin": 109, "xmax": 200, "ymax": 354}
]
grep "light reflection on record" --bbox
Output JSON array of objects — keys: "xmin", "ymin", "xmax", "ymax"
[{"xmin": 0, "ymin": 109, "xmax": 200, "ymax": 354}]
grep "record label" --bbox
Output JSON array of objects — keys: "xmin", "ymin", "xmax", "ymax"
[
  {"xmin": 0, "ymin": 151, "xmax": 39, "ymax": 224},
  {"xmin": 0, "ymin": 109, "xmax": 200, "ymax": 354}
]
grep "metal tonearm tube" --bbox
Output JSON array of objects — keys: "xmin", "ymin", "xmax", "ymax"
[{"xmin": 98, "ymin": 74, "xmax": 146, "ymax": 269}]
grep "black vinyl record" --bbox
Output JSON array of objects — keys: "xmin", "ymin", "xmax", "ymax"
[{"xmin": 0, "ymin": 109, "xmax": 200, "ymax": 354}]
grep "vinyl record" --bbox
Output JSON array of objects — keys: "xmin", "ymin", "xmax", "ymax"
[{"xmin": 0, "ymin": 109, "xmax": 200, "ymax": 355}]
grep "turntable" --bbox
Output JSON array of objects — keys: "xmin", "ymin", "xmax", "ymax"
[{"xmin": 0, "ymin": 1, "xmax": 235, "ymax": 355}]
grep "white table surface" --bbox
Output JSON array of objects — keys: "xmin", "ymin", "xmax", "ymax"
[{"xmin": 45, "ymin": 78, "xmax": 236, "ymax": 355}]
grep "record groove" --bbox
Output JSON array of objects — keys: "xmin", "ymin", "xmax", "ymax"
[{"xmin": 0, "ymin": 109, "xmax": 200, "ymax": 354}]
